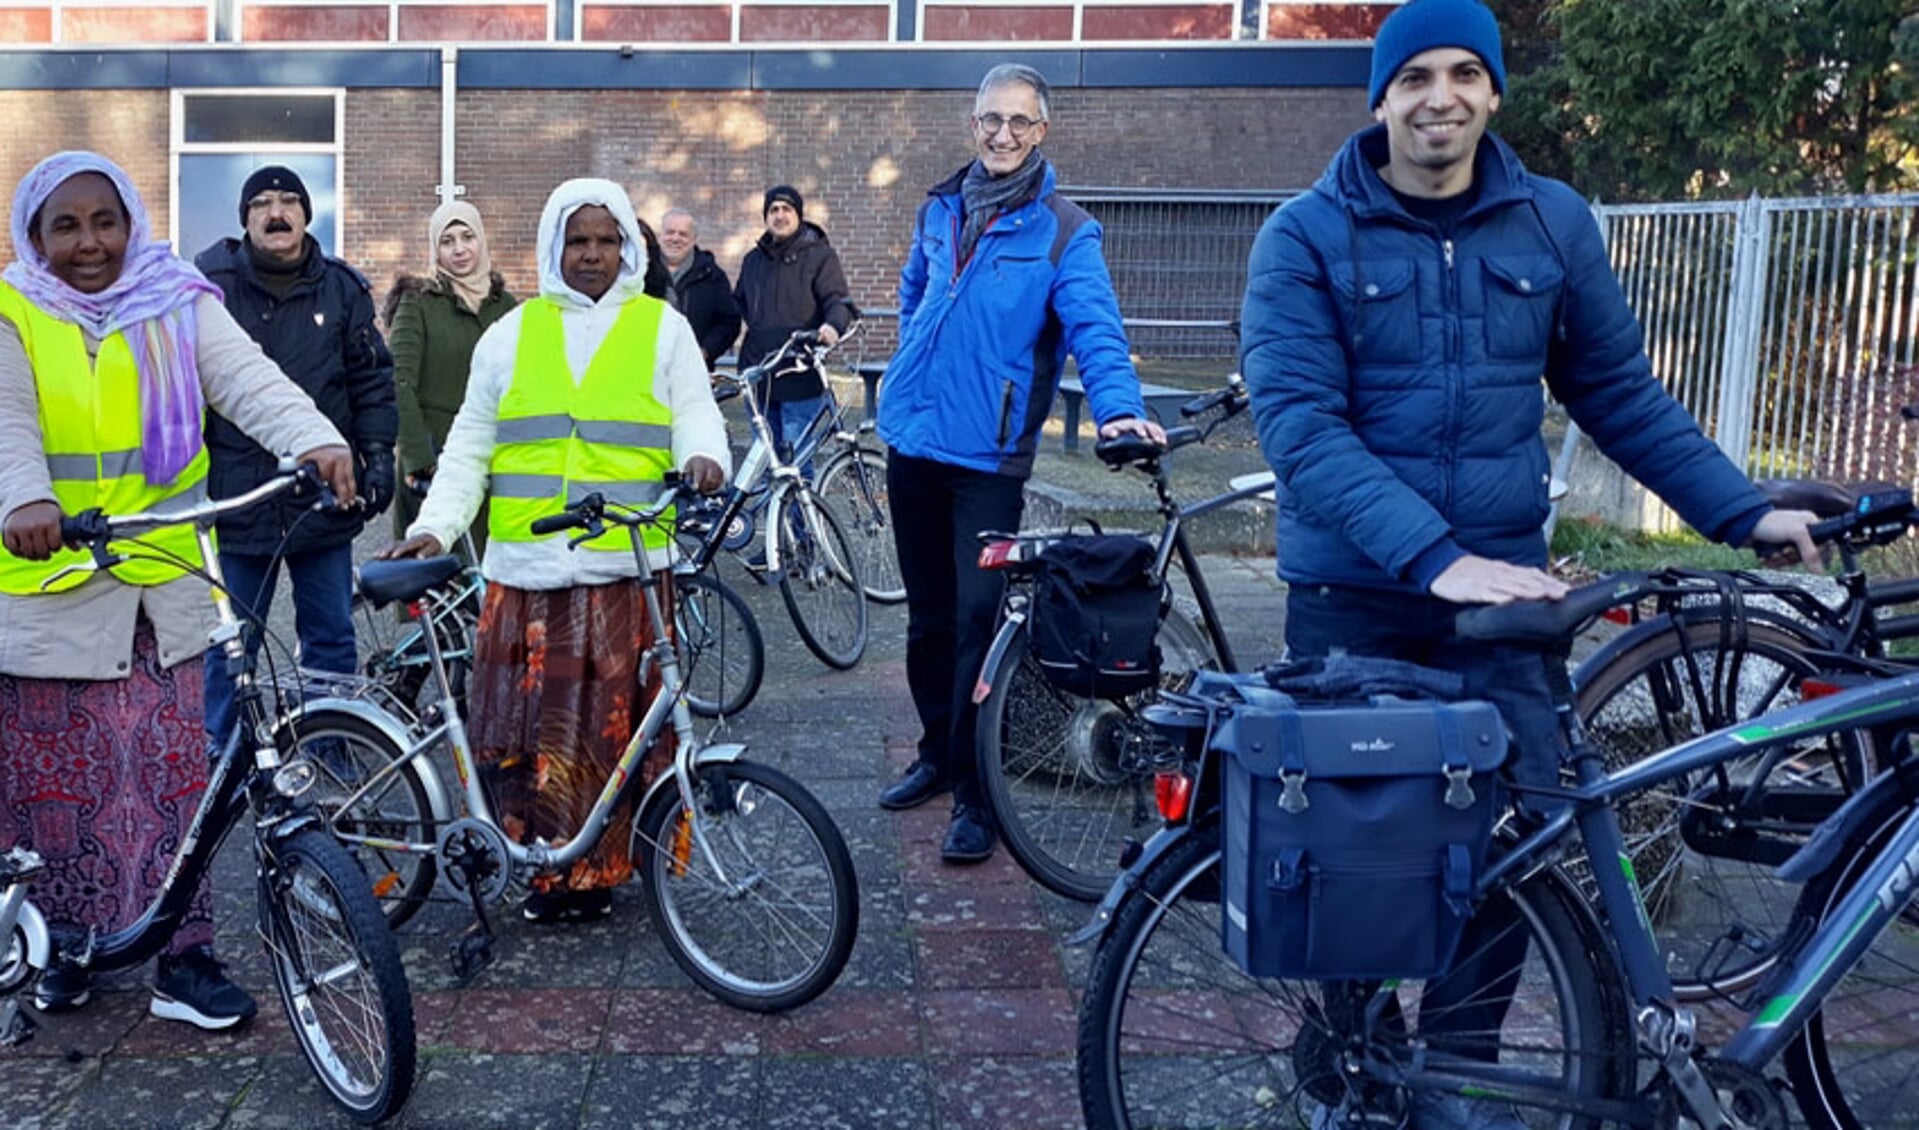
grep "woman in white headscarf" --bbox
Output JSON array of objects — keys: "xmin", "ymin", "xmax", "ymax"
[
  {"xmin": 384, "ymin": 201, "xmax": 517, "ymax": 544},
  {"xmin": 383, "ymin": 178, "xmax": 728, "ymax": 923}
]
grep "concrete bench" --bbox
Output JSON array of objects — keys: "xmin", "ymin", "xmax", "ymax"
[
  {"xmin": 851, "ymin": 362, "xmax": 886, "ymax": 420},
  {"xmin": 1058, "ymin": 377, "xmax": 1193, "ymax": 452}
]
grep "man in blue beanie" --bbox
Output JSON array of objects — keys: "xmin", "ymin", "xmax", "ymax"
[{"xmin": 1240, "ymin": 0, "xmax": 1820, "ymax": 1127}]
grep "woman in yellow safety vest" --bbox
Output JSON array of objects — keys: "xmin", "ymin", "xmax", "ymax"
[
  {"xmin": 383, "ymin": 178, "xmax": 729, "ymax": 924},
  {"xmin": 0, "ymin": 151, "xmax": 355, "ymax": 1026}
]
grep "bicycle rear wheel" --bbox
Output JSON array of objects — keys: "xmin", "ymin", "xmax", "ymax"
[
  {"xmin": 1574, "ymin": 615, "xmax": 1875, "ymax": 999},
  {"xmin": 815, "ymin": 446, "xmax": 906, "ymax": 604},
  {"xmin": 774, "ymin": 488, "xmax": 868, "ymax": 670},
  {"xmin": 634, "ymin": 759, "xmax": 859, "ymax": 1012},
  {"xmin": 261, "ymin": 828, "xmax": 416, "ymax": 1124},
  {"xmin": 279, "ymin": 709, "xmax": 440, "ymax": 929},
  {"xmin": 674, "ymin": 571, "xmax": 766, "ymax": 718},
  {"xmin": 977, "ymin": 610, "xmax": 1214, "ymax": 902},
  {"xmin": 1785, "ymin": 801, "xmax": 1919, "ymax": 1129},
  {"xmin": 1077, "ymin": 827, "xmax": 1630, "ymax": 1129}
]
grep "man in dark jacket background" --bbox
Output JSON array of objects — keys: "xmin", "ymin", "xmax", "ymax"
[
  {"xmin": 1240, "ymin": 2, "xmax": 1818, "ymax": 1126},
  {"xmin": 660, "ymin": 208, "xmax": 741, "ymax": 368},
  {"xmin": 196, "ymin": 165, "xmax": 397, "ymax": 746},
  {"xmin": 733, "ymin": 186, "xmax": 856, "ymax": 456}
]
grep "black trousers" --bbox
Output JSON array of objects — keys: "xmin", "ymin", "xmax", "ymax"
[{"xmin": 886, "ymin": 450, "xmax": 1026, "ymax": 809}]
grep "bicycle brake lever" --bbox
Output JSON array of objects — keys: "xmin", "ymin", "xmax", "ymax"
[
  {"xmin": 37, "ymin": 557, "xmax": 111, "ymax": 592},
  {"xmin": 566, "ymin": 518, "xmax": 606, "ymax": 550}
]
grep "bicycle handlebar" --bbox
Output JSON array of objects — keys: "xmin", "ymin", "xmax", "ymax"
[
  {"xmin": 527, "ymin": 473, "xmax": 688, "ymax": 542},
  {"xmin": 1749, "ymin": 487, "xmax": 1914, "ymax": 559},
  {"xmin": 58, "ymin": 461, "xmax": 330, "ymax": 547}
]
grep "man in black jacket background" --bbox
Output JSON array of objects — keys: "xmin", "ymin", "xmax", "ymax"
[
  {"xmin": 734, "ymin": 185, "xmax": 857, "ymax": 458},
  {"xmin": 659, "ymin": 208, "xmax": 741, "ymax": 369},
  {"xmin": 195, "ymin": 165, "xmax": 397, "ymax": 746}
]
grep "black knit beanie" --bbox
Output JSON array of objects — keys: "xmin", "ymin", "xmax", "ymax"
[{"xmin": 238, "ymin": 165, "xmax": 313, "ymax": 225}]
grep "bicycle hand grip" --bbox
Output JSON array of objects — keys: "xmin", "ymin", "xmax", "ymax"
[
  {"xmin": 58, "ymin": 509, "xmax": 108, "ymax": 545},
  {"xmin": 1750, "ymin": 512, "xmax": 1853, "ymax": 560},
  {"xmin": 529, "ymin": 511, "xmax": 580, "ymax": 536}
]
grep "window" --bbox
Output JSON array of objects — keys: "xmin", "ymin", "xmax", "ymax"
[{"xmin": 170, "ymin": 89, "xmax": 344, "ymax": 260}]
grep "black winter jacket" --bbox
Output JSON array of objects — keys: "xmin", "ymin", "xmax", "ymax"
[
  {"xmin": 734, "ymin": 222, "xmax": 856, "ymax": 401},
  {"xmin": 671, "ymin": 248, "xmax": 742, "ymax": 367},
  {"xmin": 196, "ymin": 237, "xmax": 397, "ymax": 555}
]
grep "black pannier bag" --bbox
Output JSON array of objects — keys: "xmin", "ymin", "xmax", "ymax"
[
  {"xmin": 1196, "ymin": 668, "xmax": 1507, "ymax": 981},
  {"xmin": 1028, "ymin": 535, "xmax": 1166, "ymax": 699}
]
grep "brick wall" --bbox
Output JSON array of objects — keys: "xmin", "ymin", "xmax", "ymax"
[{"xmin": 0, "ymin": 84, "xmax": 1367, "ymax": 336}]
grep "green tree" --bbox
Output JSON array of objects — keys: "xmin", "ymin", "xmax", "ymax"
[{"xmin": 1495, "ymin": 0, "xmax": 1918, "ymax": 201}]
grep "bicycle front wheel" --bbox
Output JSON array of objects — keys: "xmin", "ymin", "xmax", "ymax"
[
  {"xmin": 1077, "ymin": 827, "xmax": 1630, "ymax": 1129},
  {"xmin": 1785, "ymin": 802, "xmax": 1919, "ymax": 1129},
  {"xmin": 279, "ymin": 709, "xmax": 440, "ymax": 929},
  {"xmin": 774, "ymin": 488, "xmax": 868, "ymax": 670},
  {"xmin": 634, "ymin": 759, "xmax": 859, "ymax": 1012},
  {"xmin": 674, "ymin": 571, "xmax": 766, "ymax": 718},
  {"xmin": 978, "ymin": 610, "xmax": 1214, "ymax": 902},
  {"xmin": 262, "ymin": 828, "xmax": 416, "ymax": 1124},
  {"xmin": 815, "ymin": 446, "xmax": 906, "ymax": 604},
  {"xmin": 1574, "ymin": 614, "xmax": 1875, "ymax": 998}
]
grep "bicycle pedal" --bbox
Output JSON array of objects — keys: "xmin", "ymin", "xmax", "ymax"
[
  {"xmin": 448, "ymin": 928, "xmax": 494, "ymax": 983},
  {"xmin": 0, "ymin": 999, "xmax": 37, "ymax": 1047}
]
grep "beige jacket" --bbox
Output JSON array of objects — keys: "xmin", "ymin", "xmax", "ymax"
[{"xmin": 0, "ymin": 293, "xmax": 344, "ymax": 679}]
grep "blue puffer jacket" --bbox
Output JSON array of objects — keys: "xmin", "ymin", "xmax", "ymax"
[
  {"xmin": 878, "ymin": 161, "xmax": 1143, "ymax": 478},
  {"xmin": 1242, "ymin": 126, "xmax": 1768, "ymax": 592}
]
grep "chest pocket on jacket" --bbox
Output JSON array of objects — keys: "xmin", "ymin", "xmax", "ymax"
[
  {"xmin": 986, "ymin": 253, "xmax": 1050, "ymax": 327},
  {"xmin": 1332, "ymin": 258, "xmax": 1418, "ymax": 365},
  {"xmin": 1480, "ymin": 256, "xmax": 1565, "ymax": 363}
]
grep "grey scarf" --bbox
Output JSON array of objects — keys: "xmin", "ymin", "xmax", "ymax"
[{"xmin": 960, "ymin": 151, "xmax": 1048, "ymax": 265}]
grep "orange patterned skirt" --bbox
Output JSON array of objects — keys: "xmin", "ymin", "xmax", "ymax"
[{"xmin": 466, "ymin": 577, "xmax": 675, "ymax": 893}]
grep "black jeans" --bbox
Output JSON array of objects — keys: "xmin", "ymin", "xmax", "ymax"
[
  {"xmin": 1284, "ymin": 583, "xmax": 1566, "ymax": 1062},
  {"xmin": 886, "ymin": 451, "xmax": 1026, "ymax": 809}
]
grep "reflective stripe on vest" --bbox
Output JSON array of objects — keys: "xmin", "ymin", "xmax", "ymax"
[
  {"xmin": 488, "ymin": 295, "xmax": 674, "ymax": 551},
  {"xmin": 0, "ymin": 281, "xmax": 211, "ymax": 596}
]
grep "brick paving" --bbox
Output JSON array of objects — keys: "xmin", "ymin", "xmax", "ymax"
[{"xmin": 0, "ymin": 549, "xmax": 1289, "ymax": 1130}]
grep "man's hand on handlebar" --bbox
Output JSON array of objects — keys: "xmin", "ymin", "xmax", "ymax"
[
  {"xmin": 1429, "ymin": 555, "xmax": 1570, "ymax": 606},
  {"xmin": 818, "ymin": 325, "xmax": 841, "ymax": 349},
  {"xmin": 378, "ymin": 532, "xmax": 445, "ymax": 561},
  {"xmin": 682, "ymin": 455, "xmax": 725, "ymax": 495},
  {"xmin": 298, "ymin": 444, "xmax": 358, "ymax": 509},
  {"xmin": 1098, "ymin": 416, "xmax": 1167, "ymax": 445},
  {"xmin": 3, "ymin": 500, "xmax": 65, "ymax": 561},
  {"xmin": 1748, "ymin": 507, "xmax": 1823, "ymax": 569}
]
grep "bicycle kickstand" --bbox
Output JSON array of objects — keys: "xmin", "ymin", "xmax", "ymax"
[{"xmin": 0, "ymin": 996, "xmax": 34, "ymax": 1046}]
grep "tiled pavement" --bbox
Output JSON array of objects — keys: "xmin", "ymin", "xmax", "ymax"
[{"xmin": 0, "ymin": 552, "xmax": 1290, "ymax": 1130}]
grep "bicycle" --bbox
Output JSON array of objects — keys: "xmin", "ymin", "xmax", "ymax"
[
  {"xmin": 1074, "ymin": 567, "xmax": 1919, "ymax": 1129},
  {"xmin": 693, "ymin": 329, "xmax": 870, "ymax": 669},
  {"xmin": 291, "ymin": 478, "xmax": 861, "ymax": 1011},
  {"xmin": 972, "ymin": 374, "xmax": 1274, "ymax": 901},
  {"xmin": 0, "ymin": 465, "xmax": 415, "ymax": 1124},
  {"xmin": 1573, "ymin": 485, "xmax": 1919, "ymax": 999}
]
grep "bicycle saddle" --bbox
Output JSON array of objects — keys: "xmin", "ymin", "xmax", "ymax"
[
  {"xmin": 356, "ymin": 555, "xmax": 465, "ymax": 608},
  {"xmin": 1755, "ymin": 478, "xmax": 1901, "ymax": 518}
]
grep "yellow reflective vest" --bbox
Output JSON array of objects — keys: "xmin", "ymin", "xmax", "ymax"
[
  {"xmin": 0, "ymin": 281, "xmax": 210, "ymax": 596},
  {"xmin": 489, "ymin": 295, "xmax": 674, "ymax": 553}
]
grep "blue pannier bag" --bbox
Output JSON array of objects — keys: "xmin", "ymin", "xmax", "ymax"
[{"xmin": 1203, "ymin": 667, "xmax": 1507, "ymax": 981}]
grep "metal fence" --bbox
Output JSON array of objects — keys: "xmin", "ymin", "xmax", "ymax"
[
  {"xmin": 1070, "ymin": 187, "xmax": 1296, "ymax": 359},
  {"xmin": 1595, "ymin": 194, "xmax": 1919, "ymax": 487}
]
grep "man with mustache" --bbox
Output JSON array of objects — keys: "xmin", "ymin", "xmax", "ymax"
[
  {"xmin": 194, "ymin": 166, "xmax": 397, "ymax": 749},
  {"xmin": 1239, "ymin": 1, "xmax": 1819, "ymax": 1125}
]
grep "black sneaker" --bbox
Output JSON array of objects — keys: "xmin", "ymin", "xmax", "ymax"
[
  {"xmin": 33, "ymin": 961, "xmax": 90, "ymax": 1013},
  {"xmin": 941, "ymin": 804, "xmax": 998, "ymax": 864},
  {"xmin": 521, "ymin": 888, "xmax": 615, "ymax": 924},
  {"xmin": 150, "ymin": 946, "xmax": 258, "ymax": 1030}
]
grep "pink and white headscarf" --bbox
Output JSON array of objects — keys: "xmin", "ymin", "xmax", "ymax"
[{"xmin": 4, "ymin": 151, "xmax": 220, "ymax": 485}]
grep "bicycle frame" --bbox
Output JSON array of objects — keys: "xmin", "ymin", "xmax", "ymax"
[{"xmin": 335, "ymin": 497, "xmax": 751, "ymax": 889}]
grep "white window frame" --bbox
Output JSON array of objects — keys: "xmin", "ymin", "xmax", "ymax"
[
  {"xmin": 168, "ymin": 87, "xmax": 346, "ymax": 253},
  {"xmin": 231, "ymin": 0, "xmax": 557, "ymax": 44}
]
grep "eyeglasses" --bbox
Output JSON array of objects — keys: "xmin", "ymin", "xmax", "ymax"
[{"xmin": 973, "ymin": 113, "xmax": 1044, "ymax": 139}]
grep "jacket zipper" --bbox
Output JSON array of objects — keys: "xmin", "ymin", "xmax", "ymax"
[
  {"xmin": 996, "ymin": 380, "xmax": 1016, "ymax": 448},
  {"xmin": 1441, "ymin": 237, "xmax": 1459, "ymax": 517}
]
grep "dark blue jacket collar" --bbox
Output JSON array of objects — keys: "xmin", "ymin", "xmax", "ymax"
[{"xmin": 1316, "ymin": 124, "xmax": 1536, "ymax": 224}]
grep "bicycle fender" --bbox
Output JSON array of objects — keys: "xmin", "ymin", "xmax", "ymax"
[
  {"xmin": 1778, "ymin": 758, "xmax": 1919, "ymax": 884},
  {"xmin": 1065, "ymin": 823, "xmax": 1197, "ymax": 947},
  {"xmin": 278, "ymin": 698, "xmax": 455, "ymax": 831},
  {"xmin": 972, "ymin": 614, "xmax": 1028, "ymax": 706},
  {"xmin": 4, "ymin": 899, "xmax": 50, "ymax": 973},
  {"xmin": 633, "ymin": 743, "xmax": 749, "ymax": 814}
]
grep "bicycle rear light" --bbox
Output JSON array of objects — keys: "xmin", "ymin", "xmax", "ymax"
[
  {"xmin": 978, "ymin": 540, "xmax": 1018, "ymax": 570},
  {"xmin": 1601, "ymin": 608, "xmax": 1633, "ymax": 625},
  {"xmin": 1154, "ymin": 771, "xmax": 1194, "ymax": 823},
  {"xmin": 1799, "ymin": 677, "xmax": 1844, "ymax": 701}
]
